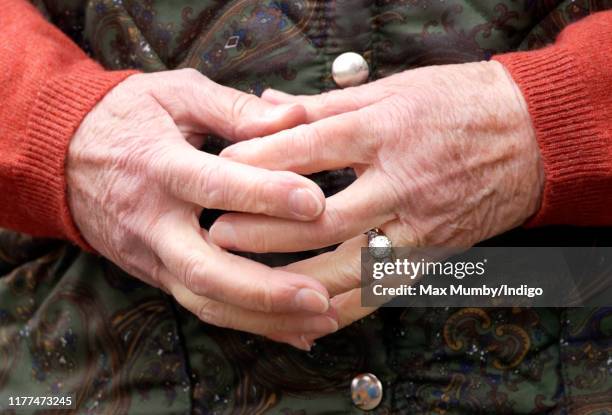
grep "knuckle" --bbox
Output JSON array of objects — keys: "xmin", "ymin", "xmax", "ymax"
[
  {"xmin": 248, "ymin": 178, "xmax": 273, "ymax": 214},
  {"xmin": 178, "ymin": 251, "xmax": 209, "ymax": 294},
  {"xmin": 357, "ymin": 117, "xmax": 383, "ymax": 159},
  {"xmin": 316, "ymin": 91, "xmax": 337, "ymax": 108},
  {"xmin": 329, "ymin": 257, "xmax": 346, "ymax": 286},
  {"xmin": 179, "ymin": 67, "xmax": 204, "ymax": 82},
  {"xmin": 346, "ymin": 252, "xmax": 362, "ymax": 276},
  {"xmin": 324, "ymin": 251, "xmax": 359, "ymax": 292},
  {"xmin": 381, "ymin": 100, "xmax": 410, "ymax": 139},
  {"xmin": 196, "ymin": 159, "xmax": 214, "ymax": 195},
  {"xmin": 235, "ymin": 280, "xmax": 274, "ymax": 313},
  {"xmin": 142, "ymin": 213, "xmax": 170, "ymax": 251},
  {"xmin": 377, "ymin": 167, "xmax": 408, "ymax": 207},
  {"xmin": 214, "ymin": 170, "xmax": 266, "ymax": 212},
  {"xmin": 322, "ymin": 208, "xmax": 348, "ymax": 240},
  {"xmin": 343, "ymin": 91, "xmax": 364, "ymax": 111},
  {"xmin": 395, "ymin": 219, "xmax": 426, "ymax": 247},
  {"xmin": 270, "ymin": 315, "xmax": 293, "ymax": 332},
  {"xmin": 292, "ymin": 125, "xmax": 319, "ymax": 165},
  {"xmin": 315, "ymin": 90, "xmax": 361, "ymax": 114},
  {"xmin": 247, "ymin": 227, "xmax": 271, "ymax": 253},
  {"xmin": 230, "ymin": 93, "xmax": 257, "ymax": 131},
  {"xmin": 147, "ymin": 258, "xmax": 164, "ymax": 288},
  {"xmin": 199, "ymin": 302, "xmax": 238, "ymax": 330},
  {"xmin": 195, "ymin": 298, "xmax": 218, "ymax": 324},
  {"xmin": 194, "ymin": 160, "xmax": 225, "ymax": 208},
  {"xmin": 256, "ymin": 283, "xmax": 274, "ymax": 313}
]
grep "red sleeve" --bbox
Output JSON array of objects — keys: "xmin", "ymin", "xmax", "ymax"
[
  {"xmin": 493, "ymin": 11, "xmax": 612, "ymax": 227},
  {"xmin": 0, "ymin": 0, "xmax": 136, "ymax": 247}
]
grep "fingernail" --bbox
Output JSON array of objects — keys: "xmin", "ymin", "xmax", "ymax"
[
  {"xmin": 300, "ymin": 335, "xmax": 313, "ymax": 351},
  {"xmin": 209, "ymin": 222, "xmax": 237, "ymax": 248},
  {"xmin": 304, "ymin": 316, "xmax": 339, "ymax": 333},
  {"xmin": 288, "ymin": 336, "xmax": 311, "ymax": 352},
  {"xmin": 294, "ymin": 288, "xmax": 330, "ymax": 313},
  {"xmin": 220, "ymin": 142, "xmax": 246, "ymax": 159},
  {"xmin": 289, "ymin": 188, "xmax": 323, "ymax": 219}
]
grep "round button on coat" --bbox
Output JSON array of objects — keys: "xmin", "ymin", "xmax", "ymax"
[
  {"xmin": 351, "ymin": 373, "xmax": 383, "ymax": 410},
  {"xmin": 332, "ymin": 52, "xmax": 370, "ymax": 88}
]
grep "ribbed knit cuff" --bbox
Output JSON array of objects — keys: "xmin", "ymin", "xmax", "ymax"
[
  {"xmin": 494, "ymin": 47, "xmax": 607, "ymax": 227},
  {"xmin": 19, "ymin": 60, "xmax": 137, "ymax": 250}
]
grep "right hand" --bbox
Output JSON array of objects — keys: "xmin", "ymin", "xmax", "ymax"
[{"xmin": 66, "ymin": 69, "xmax": 337, "ymax": 350}]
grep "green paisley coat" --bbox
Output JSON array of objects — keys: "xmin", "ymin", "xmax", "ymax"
[{"xmin": 1, "ymin": 0, "xmax": 612, "ymax": 413}]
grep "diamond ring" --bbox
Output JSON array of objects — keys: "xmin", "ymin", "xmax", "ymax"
[{"xmin": 367, "ymin": 228, "xmax": 393, "ymax": 259}]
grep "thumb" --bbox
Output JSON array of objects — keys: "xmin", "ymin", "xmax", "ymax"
[
  {"xmin": 279, "ymin": 235, "xmax": 365, "ymax": 297},
  {"xmin": 276, "ymin": 235, "xmax": 376, "ymax": 346},
  {"xmin": 149, "ymin": 69, "xmax": 307, "ymax": 141}
]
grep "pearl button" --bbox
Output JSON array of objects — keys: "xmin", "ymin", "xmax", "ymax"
[
  {"xmin": 332, "ymin": 52, "xmax": 369, "ymax": 88},
  {"xmin": 351, "ymin": 373, "xmax": 383, "ymax": 410}
]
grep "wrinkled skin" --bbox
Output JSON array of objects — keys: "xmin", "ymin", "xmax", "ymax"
[
  {"xmin": 67, "ymin": 69, "xmax": 341, "ymax": 350},
  {"xmin": 212, "ymin": 61, "xmax": 545, "ymax": 344}
]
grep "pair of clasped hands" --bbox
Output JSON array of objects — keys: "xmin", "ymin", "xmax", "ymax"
[{"xmin": 67, "ymin": 62, "xmax": 544, "ymax": 350}]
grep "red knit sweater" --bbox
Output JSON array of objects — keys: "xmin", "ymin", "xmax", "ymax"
[{"xmin": 1, "ymin": 1, "xmax": 611, "ymax": 248}]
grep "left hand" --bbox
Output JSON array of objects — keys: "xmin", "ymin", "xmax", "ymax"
[
  {"xmin": 66, "ymin": 70, "xmax": 339, "ymax": 350},
  {"xmin": 211, "ymin": 61, "xmax": 546, "ymax": 340}
]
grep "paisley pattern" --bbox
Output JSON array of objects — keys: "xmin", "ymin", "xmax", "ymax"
[{"xmin": 1, "ymin": 0, "xmax": 611, "ymax": 412}]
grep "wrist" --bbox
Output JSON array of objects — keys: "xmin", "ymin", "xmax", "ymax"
[
  {"xmin": 20, "ymin": 60, "xmax": 136, "ymax": 248},
  {"xmin": 493, "ymin": 33, "xmax": 611, "ymax": 227},
  {"xmin": 487, "ymin": 60, "xmax": 545, "ymax": 226}
]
